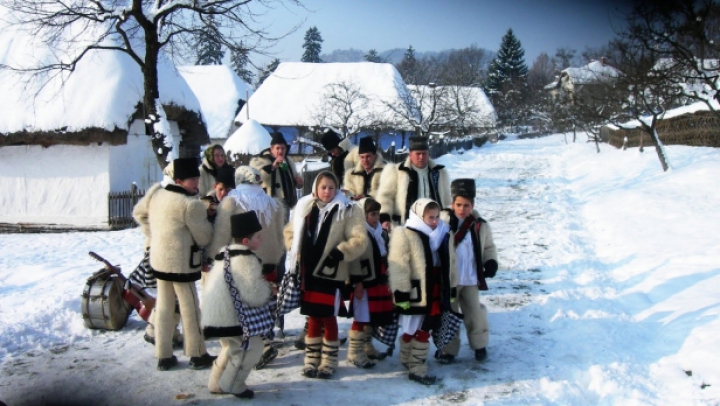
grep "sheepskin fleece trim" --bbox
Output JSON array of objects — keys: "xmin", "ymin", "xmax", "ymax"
[
  {"xmin": 132, "ymin": 183, "xmax": 163, "ymax": 249},
  {"xmin": 145, "ymin": 187, "xmax": 213, "ymax": 274},
  {"xmin": 249, "ymin": 150, "xmax": 300, "ymax": 202},
  {"xmin": 201, "ymin": 244, "xmax": 271, "ymax": 331},
  {"xmin": 283, "ymin": 201, "xmax": 368, "ymax": 282},
  {"xmin": 344, "ymin": 158, "xmax": 386, "ymax": 198},
  {"xmin": 387, "ymin": 226, "xmax": 429, "ymax": 307},
  {"xmin": 340, "ymin": 139, "xmax": 359, "ymax": 175},
  {"xmin": 376, "ymin": 157, "xmax": 451, "ymax": 224},
  {"xmin": 206, "ymin": 196, "xmax": 285, "ymax": 266}
]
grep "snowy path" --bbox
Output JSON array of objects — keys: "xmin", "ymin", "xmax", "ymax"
[{"xmin": 2, "ymin": 135, "xmax": 718, "ymax": 405}]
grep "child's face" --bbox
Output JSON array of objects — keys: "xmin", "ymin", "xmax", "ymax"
[
  {"xmin": 366, "ymin": 210, "xmax": 380, "ymax": 228},
  {"xmin": 423, "ymin": 208, "xmax": 440, "ymax": 230},
  {"xmin": 316, "ymin": 177, "xmax": 337, "ymax": 203},
  {"xmin": 243, "ymin": 232, "xmax": 263, "ymax": 251},
  {"xmin": 214, "ymin": 182, "xmax": 233, "ymax": 201},
  {"xmin": 452, "ymin": 196, "xmax": 474, "ymax": 219}
]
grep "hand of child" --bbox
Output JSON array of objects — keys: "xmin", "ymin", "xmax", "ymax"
[
  {"xmin": 354, "ymin": 283, "xmax": 364, "ymax": 300},
  {"xmin": 396, "ymin": 301, "xmax": 410, "ymax": 310},
  {"xmin": 483, "ymin": 259, "xmax": 498, "ymax": 278}
]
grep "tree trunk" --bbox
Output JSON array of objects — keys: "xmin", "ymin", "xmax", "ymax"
[
  {"xmin": 142, "ymin": 27, "xmax": 171, "ymax": 170},
  {"xmin": 648, "ymin": 125, "xmax": 670, "ymax": 172}
]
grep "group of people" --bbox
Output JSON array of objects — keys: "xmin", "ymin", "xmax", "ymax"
[{"xmin": 130, "ymin": 129, "xmax": 499, "ymax": 399}]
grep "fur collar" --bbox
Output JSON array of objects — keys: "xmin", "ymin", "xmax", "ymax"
[{"xmin": 165, "ymin": 184, "xmax": 198, "ymax": 196}]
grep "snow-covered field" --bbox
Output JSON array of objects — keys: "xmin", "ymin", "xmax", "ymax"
[{"xmin": 1, "ymin": 133, "xmax": 719, "ymax": 405}]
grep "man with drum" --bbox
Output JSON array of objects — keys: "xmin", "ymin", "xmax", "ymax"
[{"xmin": 134, "ymin": 157, "xmax": 216, "ymax": 371}]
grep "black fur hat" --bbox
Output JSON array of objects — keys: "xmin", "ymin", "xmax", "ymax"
[
  {"xmin": 215, "ymin": 166, "xmax": 236, "ymax": 189},
  {"xmin": 173, "ymin": 158, "xmax": 200, "ymax": 180},
  {"xmin": 231, "ymin": 211, "xmax": 263, "ymax": 240},
  {"xmin": 358, "ymin": 136, "xmax": 377, "ymax": 154},
  {"xmin": 321, "ymin": 129, "xmax": 342, "ymax": 151},
  {"xmin": 270, "ymin": 132, "xmax": 288, "ymax": 146},
  {"xmin": 451, "ymin": 178, "xmax": 476, "ymax": 199},
  {"xmin": 408, "ymin": 136, "xmax": 429, "ymax": 151}
]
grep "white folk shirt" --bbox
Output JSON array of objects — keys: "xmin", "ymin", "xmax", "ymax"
[{"xmin": 455, "ymin": 217, "xmax": 478, "ymax": 286}]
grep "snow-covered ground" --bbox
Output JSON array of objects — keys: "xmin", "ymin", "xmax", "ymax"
[{"xmin": 1, "ymin": 133, "xmax": 719, "ymax": 405}]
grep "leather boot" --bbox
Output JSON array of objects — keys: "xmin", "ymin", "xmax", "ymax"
[
  {"xmin": 364, "ymin": 325, "xmax": 387, "ymax": 360},
  {"xmin": 303, "ymin": 336, "xmax": 322, "ymax": 378},
  {"xmin": 407, "ymin": 339, "xmax": 437, "ymax": 385},
  {"xmin": 347, "ymin": 329, "xmax": 376, "ymax": 369},
  {"xmin": 317, "ymin": 339, "xmax": 340, "ymax": 379}
]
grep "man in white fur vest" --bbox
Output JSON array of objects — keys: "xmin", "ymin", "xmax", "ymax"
[
  {"xmin": 205, "ymin": 165, "xmax": 285, "ymax": 368},
  {"xmin": 320, "ymin": 128, "xmax": 358, "ymax": 188},
  {"xmin": 376, "ymin": 136, "xmax": 451, "ymax": 226},
  {"xmin": 250, "ymin": 132, "xmax": 303, "ymax": 209},
  {"xmin": 344, "ymin": 136, "xmax": 386, "ymax": 200},
  {"xmin": 436, "ymin": 178, "xmax": 499, "ymax": 364},
  {"xmin": 134, "ymin": 157, "xmax": 215, "ymax": 371},
  {"xmin": 202, "ymin": 211, "xmax": 274, "ymax": 400}
]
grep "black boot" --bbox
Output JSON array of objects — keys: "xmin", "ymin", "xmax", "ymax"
[
  {"xmin": 157, "ymin": 355, "xmax": 178, "ymax": 371},
  {"xmin": 189, "ymin": 353, "xmax": 217, "ymax": 370},
  {"xmin": 434, "ymin": 349, "xmax": 455, "ymax": 364},
  {"xmin": 255, "ymin": 346, "xmax": 279, "ymax": 370},
  {"xmin": 475, "ymin": 348, "xmax": 487, "ymax": 362},
  {"xmin": 234, "ymin": 389, "xmax": 254, "ymax": 399},
  {"xmin": 409, "ymin": 373, "xmax": 437, "ymax": 385}
]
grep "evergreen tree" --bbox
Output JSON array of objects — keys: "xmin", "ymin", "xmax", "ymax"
[
  {"xmin": 397, "ymin": 45, "xmax": 418, "ymax": 83},
  {"xmin": 257, "ymin": 58, "xmax": 280, "ymax": 85},
  {"xmin": 302, "ymin": 26, "xmax": 323, "ymax": 63},
  {"xmin": 230, "ymin": 43, "xmax": 255, "ymax": 85},
  {"xmin": 484, "ymin": 29, "xmax": 529, "ymax": 127},
  {"xmin": 365, "ymin": 49, "xmax": 381, "ymax": 62},
  {"xmin": 195, "ymin": 12, "xmax": 225, "ymax": 65}
]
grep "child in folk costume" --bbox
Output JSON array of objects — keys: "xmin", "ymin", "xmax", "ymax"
[
  {"xmin": 206, "ymin": 166, "xmax": 286, "ymax": 369},
  {"xmin": 202, "ymin": 211, "xmax": 275, "ymax": 399},
  {"xmin": 202, "ymin": 165, "xmax": 236, "ymax": 224},
  {"xmin": 284, "ymin": 171, "xmax": 368, "ymax": 379},
  {"xmin": 346, "ymin": 197, "xmax": 395, "ymax": 368},
  {"xmin": 388, "ymin": 198, "xmax": 456, "ymax": 385},
  {"xmin": 435, "ymin": 179, "xmax": 499, "ymax": 363}
]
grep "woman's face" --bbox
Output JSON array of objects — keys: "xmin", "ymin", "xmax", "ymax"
[
  {"xmin": 422, "ymin": 208, "xmax": 440, "ymax": 230},
  {"xmin": 316, "ymin": 177, "xmax": 337, "ymax": 203},
  {"xmin": 212, "ymin": 148, "xmax": 226, "ymax": 167}
]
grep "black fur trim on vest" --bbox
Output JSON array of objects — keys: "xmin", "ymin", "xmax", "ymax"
[
  {"xmin": 164, "ymin": 184, "xmax": 197, "ymax": 196},
  {"xmin": 152, "ymin": 269, "xmax": 202, "ymax": 282},
  {"xmin": 203, "ymin": 325, "xmax": 243, "ymax": 339}
]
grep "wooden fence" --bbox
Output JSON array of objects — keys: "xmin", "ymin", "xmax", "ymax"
[{"xmin": 108, "ymin": 184, "xmax": 145, "ymax": 229}]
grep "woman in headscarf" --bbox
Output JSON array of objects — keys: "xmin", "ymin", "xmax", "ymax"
[
  {"xmin": 284, "ymin": 171, "xmax": 367, "ymax": 379},
  {"xmin": 199, "ymin": 144, "xmax": 232, "ymax": 197}
]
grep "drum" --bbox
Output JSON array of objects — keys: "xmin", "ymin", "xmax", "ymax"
[{"xmin": 81, "ymin": 268, "xmax": 132, "ymax": 330}]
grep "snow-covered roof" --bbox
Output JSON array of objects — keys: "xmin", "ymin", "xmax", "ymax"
[
  {"xmin": 223, "ymin": 119, "xmax": 271, "ymax": 156},
  {"xmin": 235, "ymin": 62, "xmax": 411, "ymax": 129},
  {"xmin": 177, "ymin": 65, "xmax": 253, "ymax": 140},
  {"xmin": 408, "ymin": 85, "xmax": 497, "ymax": 127},
  {"xmin": 0, "ymin": 12, "xmax": 201, "ymax": 135},
  {"xmin": 562, "ymin": 60, "xmax": 621, "ymax": 85}
]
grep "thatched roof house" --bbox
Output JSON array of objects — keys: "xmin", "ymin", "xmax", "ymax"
[{"xmin": 0, "ymin": 17, "xmax": 208, "ymax": 230}]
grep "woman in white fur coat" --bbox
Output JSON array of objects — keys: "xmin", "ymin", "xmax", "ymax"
[
  {"xmin": 284, "ymin": 171, "xmax": 368, "ymax": 379},
  {"xmin": 387, "ymin": 198, "xmax": 456, "ymax": 385},
  {"xmin": 202, "ymin": 211, "xmax": 273, "ymax": 400}
]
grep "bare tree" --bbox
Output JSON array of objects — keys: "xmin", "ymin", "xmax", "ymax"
[
  {"xmin": 1, "ymin": 0, "xmax": 302, "ymax": 168},
  {"xmin": 312, "ymin": 80, "xmax": 385, "ymax": 138}
]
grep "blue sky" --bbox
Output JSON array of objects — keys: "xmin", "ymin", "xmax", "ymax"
[{"xmin": 257, "ymin": 0, "xmax": 631, "ymax": 65}]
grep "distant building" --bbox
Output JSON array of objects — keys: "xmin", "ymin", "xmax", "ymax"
[
  {"xmin": 407, "ymin": 85, "xmax": 496, "ymax": 135},
  {"xmin": 545, "ymin": 58, "xmax": 621, "ymax": 103}
]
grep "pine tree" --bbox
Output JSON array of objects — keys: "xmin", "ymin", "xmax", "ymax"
[
  {"xmin": 484, "ymin": 29, "xmax": 529, "ymax": 127},
  {"xmin": 195, "ymin": 12, "xmax": 225, "ymax": 65},
  {"xmin": 302, "ymin": 26, "xmax": 323, "ymax": 63},
  {"xmin": 257, "ymin": 58, "xmax": 280, "ymax": 85},
  {"xmin": 365, "ymin": 49, "xmax": 381, "ymax": 62},
  {"xmin": 230, "ymin": 44, "xmax": 255, "ymax": 85},
  {"xmin": 397, "ymin": 45, "xmax": 417, "ymax": 84}
]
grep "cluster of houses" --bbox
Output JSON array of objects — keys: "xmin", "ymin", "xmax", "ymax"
[{"xmin": 0, "ymin": 28, "xmax": 497, "ymax": 230}]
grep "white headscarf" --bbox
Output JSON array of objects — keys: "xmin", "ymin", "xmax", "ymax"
[
  {"xmin": 405, "ymin": 198, "xmax": 449, "ymax": 252},
  {"xmin": 365, "ymin": 221, "xmax": 388, "ymax": 257},
  {"xmin": 227, "ymin": 185, "xmax": 277, "ymax": 227}
]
